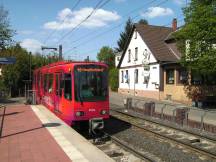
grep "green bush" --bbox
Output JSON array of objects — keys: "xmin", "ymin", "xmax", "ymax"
[{"xmin": 109, "ymin": 68, "xmax": 119, "ymax": 91}]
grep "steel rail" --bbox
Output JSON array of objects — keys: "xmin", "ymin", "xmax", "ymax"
[
  {"xmin": 110, "ymin": 109, "xmax": 216, "ymax": 160},
  {"xmin": 101, "ymin": 131, "xmax": 158, "ymax": 162},
  {"xmin": 110, "ymin": 105, "xmax": 216, "ymax": 142}
]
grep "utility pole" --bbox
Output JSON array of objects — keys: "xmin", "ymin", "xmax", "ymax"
[
  {"xmin": 29, "ymin": 52, "xmax": 32, "ymax": 82},
  {"xmin": 41, "ymin": 45, "xmax": 62, "ymax": 62},
  {"xmin": 59, "ymin": 45, "xmax": 62, "ymax": 60},
  {"xmin": 86, "ymin": 56, "xmax": 89, "ymax": 62}
]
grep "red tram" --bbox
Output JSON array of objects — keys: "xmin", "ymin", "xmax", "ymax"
[{"xmin": 33, "ymin": 61, "xmax": 109, "ymax": 129}]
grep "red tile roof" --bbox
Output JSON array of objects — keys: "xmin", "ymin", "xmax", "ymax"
[{"xmin": 117, "ymin": 24, "xmax": 181, "ymax": 68}]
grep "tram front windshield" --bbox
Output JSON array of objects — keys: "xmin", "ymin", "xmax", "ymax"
[{"xmin": 74, "ymin": 65, "xmax": 108, "ymax": 102}]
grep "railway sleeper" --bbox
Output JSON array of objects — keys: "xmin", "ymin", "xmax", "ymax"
[{"xmin": 189, "ymin": 138, "xmax": 201, "ymax": 144}]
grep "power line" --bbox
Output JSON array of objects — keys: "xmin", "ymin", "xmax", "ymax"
[
  {"xmin": 43, "ymin": 0, "xmax": 82, "ymax": 44},
  {"xmin": 68, "ymin": 0, "xmax": 158, "ymax": 45},
  {"xmin": 55, "ymin": 0, "xmax": 111, "ymax": 45},
  {"xmin": 70, "ymin": 17, "xmax": 185, "ymax": 60},
  {"xmin": 64, "ymin": 0, "xmax": 161, "ymax": 54},
  {"xmin": 64, "ymin": 0, "xmax": 168, "ymax": 54},
  {"xmin": 71, "ymin": 0, "xmax": 82, "ymax": 10}
]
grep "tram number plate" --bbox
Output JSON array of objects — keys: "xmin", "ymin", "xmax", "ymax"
[{"xmin": 89, "ymin": 109, "xmax": 96, "ymax": 112}]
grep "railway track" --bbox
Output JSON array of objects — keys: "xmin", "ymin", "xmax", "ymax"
[
  {"xmin": 75, "ymin": 125, "xmax": 157, "ymax": 161},
  {"xmin": 90, "ymin": 131, "xmax": 159, "ymax": 162},
  {"xmin": 110, "ymin": 108, "xmax": 216, "ymax": 160},
  {"xmin": 110, "ymin": 103, "xmax": 216, "ymax": 142}
]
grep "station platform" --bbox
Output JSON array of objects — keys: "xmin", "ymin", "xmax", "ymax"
[{"xmin": 0, "ymin": 104, "xmax": 114, "ymax": 162}]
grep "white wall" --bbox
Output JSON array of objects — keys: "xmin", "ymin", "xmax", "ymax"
[
  {"xmin": 120, "ymin": 30, "xmax": 157, "ymax": 68},
  {"xmin": 115, "ymin": 55, "xmax": 121, "ymax": 67},
  {"xmin": 119, "ymin": 29, "xmax": 160, "ymax": 91},
  {"xmin": 119, "ymin": 64, "xmax": 160, "ymax": 91}
]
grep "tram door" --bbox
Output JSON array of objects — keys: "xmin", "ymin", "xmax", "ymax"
[{"xmin": 54, "ymin": 73, "xmax": 61, "ymax": 112}]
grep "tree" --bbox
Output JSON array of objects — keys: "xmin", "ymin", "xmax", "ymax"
[
  {"xmin": 0, "ymin": 44, "xmax": 58, "ymax": 97},
  {"xmin": 116, "ymin": 17, "xmax": 134, "ymax": 52},
  {"xmin": 97, "ymin": 46, "xmax": 115, "ymax": 69},
  {"xmin": 109, "ymin": 68, "xmax": 119, "ymax": 91},
  {"xmin": 1, "ymin": 44, "xmax": 31, "ymax": 96},
  {"xmin": 138, "ymin": 19, "xmax": 148, "ymax": 25},
  {"xmin": 0, "ymin": 5, "xmax": 14, "ymax": 50},
  {"xmin": 175, "ymin": 0, "xmax": 216, "ymax": 74}
]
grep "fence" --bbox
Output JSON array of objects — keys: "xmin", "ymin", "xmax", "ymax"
[
  {"xmin": 26, "ymin": 90, "xmax": 37, "ymax": 105},
  {"xmin": 0, "ymin": 104, "xmax": 6, "ymax": 138},
  {"xmin": 122, "ymin": 97, "xmax": 216, "ymax": 133}
]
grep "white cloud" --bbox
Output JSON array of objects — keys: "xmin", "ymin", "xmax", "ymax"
[
  {"xmin": 18, "ymin": 30, "xmax": 34, "ymax": 35},
  {"xmin": 43, "ymin": 7, "xmax": 121, "ymax": 30},
  {"xmin": 20, "ymin": 39, "xmax": 42, "ymax": 53},
  {"xmin": 141, "ymin": 7, "xmax": 174, "ymax": 19}
]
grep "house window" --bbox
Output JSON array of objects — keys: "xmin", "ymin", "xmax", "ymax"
[
  {"xmin": 134, "ymin": 30, "xmax": 137, "ymax": 39},
  {"xmin": 191, "ymin": 71, "xmax": 203, "ymax": 85},
  {"xmin": 125, "ymin": 70, "xmax": 129, "ymax": 83},
  {"xmin": 143, "ymin": 64, "xmax": 150, "ymax": 71},
  {"xmin": 121, "ymin": 71, "xmax": 124, "ymax": 83},
  {"xmin": 134, "ymin": 69, "xmax": 138, "ymax": 83},
  {"xmin": 177, "ymin": 69, "xmax": 188, "ymax": 84},
  {"xmin": 166, "ymin": 69, "xmax": 174, "ymax": 84},
  {"xmin": 143, "ymin": 75, "xmax": 149, "ymax": 84},
  {"xmin": 117, "ymin": 57, "xmax": 120, "ymax": 61},
  {"xmin": 135, "ymin": 47, "xmax": 138, "ymax": 61},
  {"xmin": 205, "ymin": 73, "xmax": 216, "ymax": 85},
  {"xmin": 128, "ymin": 49, "xmax": 131, "ymax": 62}
]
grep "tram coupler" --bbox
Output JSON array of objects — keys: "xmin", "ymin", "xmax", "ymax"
[{"xmin": 89, "ymin": 118, "xmax": 104, "ymax": 136}]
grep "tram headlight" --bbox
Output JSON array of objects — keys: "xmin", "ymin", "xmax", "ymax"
[
  {"xmin": 76, "ymin": 111, "xmax": 84, "ymax": 117},
  {"xmin": 100, "ymin": 110, "xmax": 107, "ymax": 115}
]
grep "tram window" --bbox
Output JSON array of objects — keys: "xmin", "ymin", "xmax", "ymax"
[
  {"xmin": 44, "ymin": 74, "xmax": 50, "ymax": 93},
  {"xmin": 43, "ymin": 74, "xmax": 48, "ymax": 93},
  {"xmin": 60, "ymin": 73, "xmax": 63, "ymax": 96},
  {"xmin": 64, "ymin": 73, "xmax": 72, "ymax": 100},
  {"xmin": 33, "ymin": 74, "xmax": 36, "ymax": 86},
  {"xmin": 74, "ymin": 65, "xmax": 108, "ymax": 102},
  {"xmin": 48, "ymin": 74, "xmax": 53, "ymax": 93},
  {"xmin": 55, "ymin": 74, "xmax": 59, "ymax": 95},
  {"xmin": 37, "ymin": 72, "xmax": 41, "ymax": 88},
  {"xmin": 39, "ymin": 73, "xmax": 41, "ymax": 88}
]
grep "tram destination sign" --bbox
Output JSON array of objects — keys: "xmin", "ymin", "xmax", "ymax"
[{"xmin": 77, "ymin": 68, "xmax": 104, "ymax": 72}]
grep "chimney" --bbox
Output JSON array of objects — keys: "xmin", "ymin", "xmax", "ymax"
[{"xmin": 172, "ymin": 18, "xmax": 177, "ymax": 31}]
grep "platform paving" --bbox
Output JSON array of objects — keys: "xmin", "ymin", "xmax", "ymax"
[
  {"xmin": 0, "ymin": 103, "xmax": 114, "ymax": 162},
  {"xmin": 0, "ymin": 104, "xmax": 71, "ymax": 162},
  {"xmin": 31, "ymin": 105, "xmax": 114, "ymax": 162}
]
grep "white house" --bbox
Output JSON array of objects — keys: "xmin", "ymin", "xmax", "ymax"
[
  {"xmin": 115, "ymin": 52, "xmax": 122, "ymax": 67},
  {"xmin": 117, "ymin": 19, "xmax": 180, "ymax": 100}
]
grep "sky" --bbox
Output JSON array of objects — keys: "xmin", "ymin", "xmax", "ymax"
[{"xmin": 1, "ymin": 0, "xmax": 187, "ymax": 60}]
